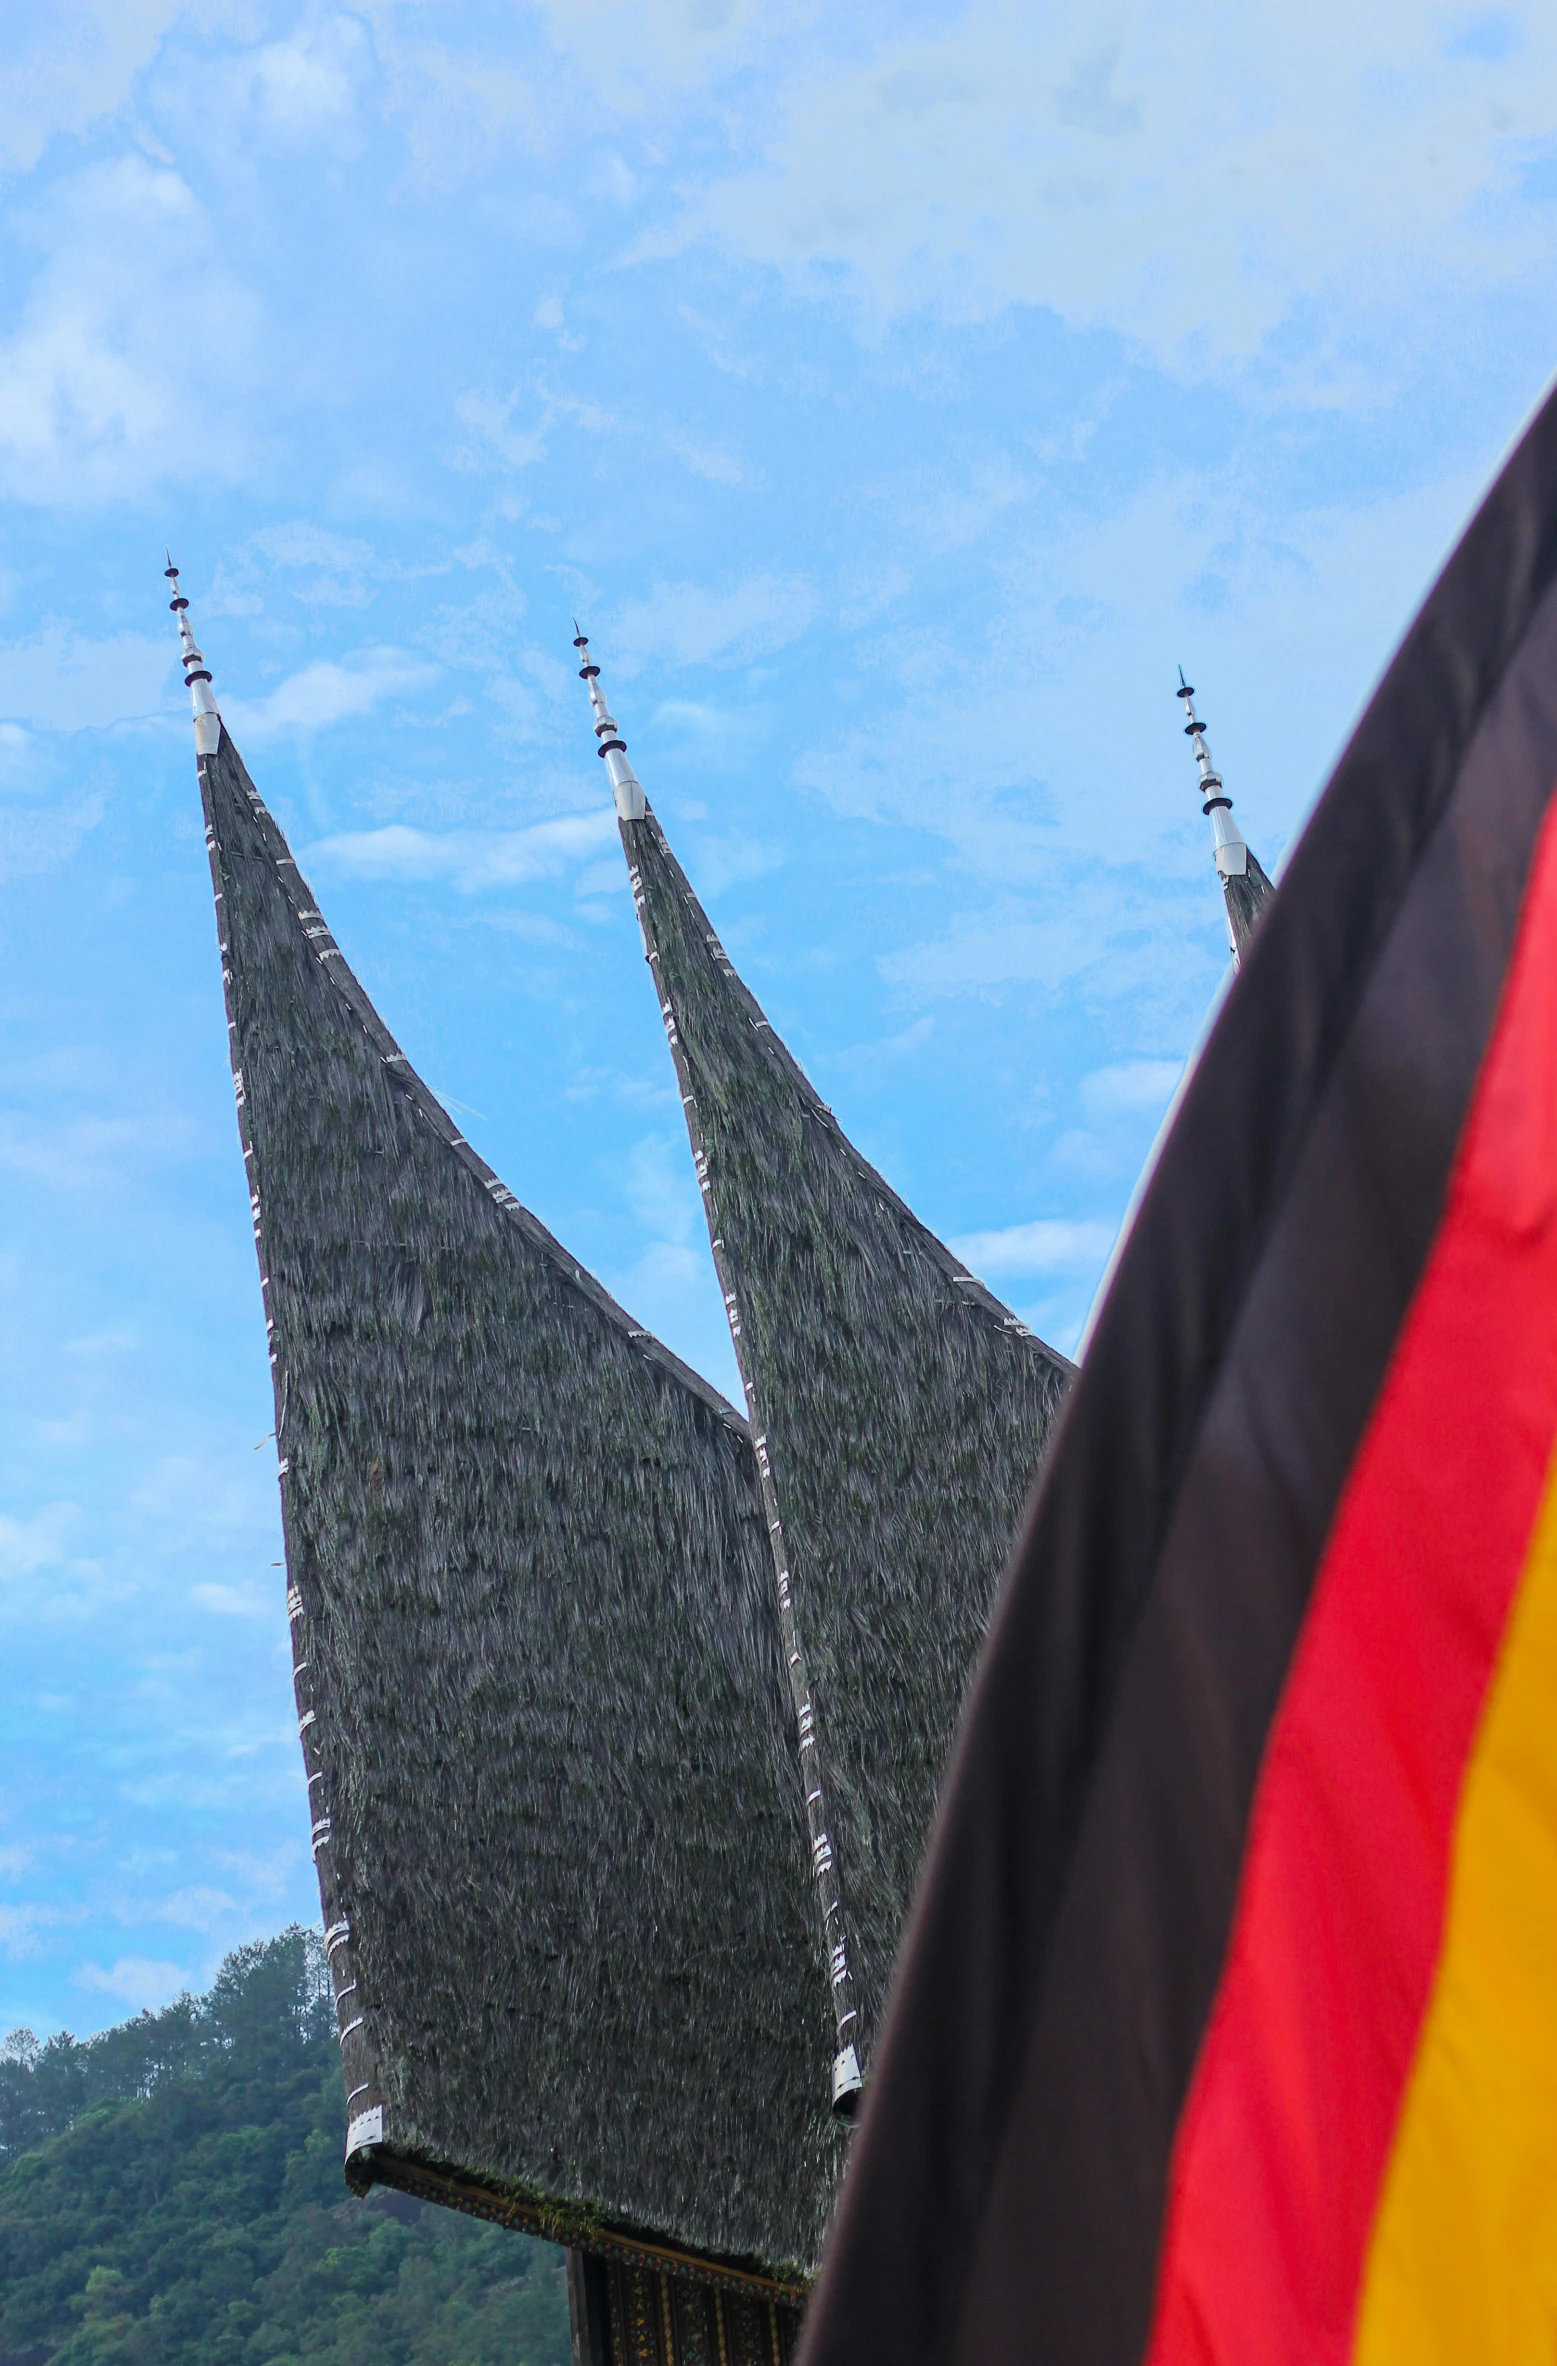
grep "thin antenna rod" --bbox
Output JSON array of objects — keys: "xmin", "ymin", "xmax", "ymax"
[
  {"xmin": 571, "ymin": 626, "xmax": 645, "ymax": 820},
  {"xmin": 165, "ymin": 557, "xmax": 222, "ymax": 759},
  {"xmin": 1176, "ymin": 667, "xmax": 1253, "ymax": 964}
]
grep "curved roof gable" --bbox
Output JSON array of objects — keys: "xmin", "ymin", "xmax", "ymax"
[
  {"xmin": 609, "ymin": 765, "xmax": 1073, "ymax": 2069},
  {"xmin": 197, "ymin": 717, "xmax": 840, "ymax": 2284}
]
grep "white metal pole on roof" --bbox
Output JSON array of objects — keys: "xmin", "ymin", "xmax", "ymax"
[
  {"xmin": 572, "ymin": 623, "xmax": 646, "ymax": 820},
  {"xmin": 164, "ymin": 556, "xmax": 222, "ymax": 758},
  {"xmin": 1177, "ymin": 666, "xmax": 1250, "ymax": 965}
]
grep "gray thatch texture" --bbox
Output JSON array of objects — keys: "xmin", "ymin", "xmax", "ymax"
[
  {"xmin": 198, "ymin": 726, "xmax": 845, "ymax": 2281},
  {"xmin": 1224, "ymin": 847, "xmax": 1274, "ymax": 959},
  {"xmin": 621, "ymin": 810, "xmax": 1073, "ymax": 2059}
]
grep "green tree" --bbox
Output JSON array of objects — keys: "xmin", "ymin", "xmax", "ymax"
[{"xmin": 0, "ymin": 1931, "xmax": 569, "ymax": 2366}]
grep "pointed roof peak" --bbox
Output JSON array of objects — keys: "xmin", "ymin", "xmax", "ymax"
[
  {"xmin": 164, "ymin": 556, "xmax": 221, "ymax": 759},
  {"xmin": 573, "ymin": 626, "xmax": 645, "ymax": 820},
  {"xmin": 1175, "ymin": 666, "xmax": 1273, "ymax": 965}
]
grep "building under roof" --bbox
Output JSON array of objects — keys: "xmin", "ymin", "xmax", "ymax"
[{"xmin": 167, "ymin": 566, "xmax": 1075, "ymax": 2364}]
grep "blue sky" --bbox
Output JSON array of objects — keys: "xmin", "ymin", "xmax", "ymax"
[{"xmin": 4, "ymin": 0, "xmax": 1557, "ymax": 2037}]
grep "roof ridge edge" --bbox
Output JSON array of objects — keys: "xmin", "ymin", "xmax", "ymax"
[
  {"xmin": 640, "ymin": 803, "xmax": 1072, "ymax": 1370},
  {"xmin": 208, "ymin": 724, "xmax": 751, "ymax": 1439}
]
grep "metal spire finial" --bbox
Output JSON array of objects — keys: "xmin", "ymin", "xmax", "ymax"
[
  {"xmin": 1176, "ymin": 667, "xmax": 1252, "ymax": 953},
  {"xmin": 165, "ymin": 558, "xmax": 222, "ymax": 759},
  {"xmin": 572, "ymin": 626, "xmax": 645, "ymax": 821}
]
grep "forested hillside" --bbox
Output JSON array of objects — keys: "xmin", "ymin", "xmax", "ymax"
[{"xmin": 0, "ymin": 1930, "xmax": 569, "ymax": 2366}]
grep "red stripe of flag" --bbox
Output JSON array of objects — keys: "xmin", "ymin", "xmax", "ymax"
[{"xmin": 1142, "ymin": 786, "xmax": 1557, "ymax": 2366}]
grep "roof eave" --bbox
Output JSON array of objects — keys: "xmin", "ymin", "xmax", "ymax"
[{"xmin": 349, "ymin": 2145, "xmax": 813, "ymax": 2301}]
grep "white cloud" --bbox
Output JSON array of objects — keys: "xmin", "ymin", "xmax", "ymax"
[
  {"xmin": 0, "ymin": 1902, "xmax": 75, "ymax": 1961},
  {"xmin": 454, "ymin": 389, "xmax": 554, "ymax": 474},
  {"xmin": 887, "ymin": 455, "xmax": 1032, "ymax": 557},
  {"xmin": 624, "ymin": 1133, "xmax": 701, "ymax": 1245},
  {"xmin": 151, "ymin": 1884, "xmax": 241, "ymax": 1932},
  {"xmin": 212, "ymin": 523, "xmax": 387, "ymax": 614},
  {"xmin": 878, "ymin": 873, "xmax": 1205, "ymax": 1001},
  {"xmin": 653, "ymin": 700, "xmax": 726, "ymax": 739},
  {"xmin": 477, "ymin": 908, "xmax": 577, "ymax": 947},
  {"xmin": 789, "ymin": 450, "xmax": 1482, "ymax": 926},
  {"xmin": 611, "ymin": 573, "xmax": 815, "ymax": 669},
  {"xmin": 0, "ymin": 624, "xmax": 167, "ymax": 728},
  {"xmin": 527, "ymin": 0, "xmax": 778, "ymax": 105},
  {"xmin": 0, "ymin": 1503, "xmax": 79, "ymax": 1581},
  {"xmin": 667, "ymin": 1, "xmax": 1557, "ymax": 384},
  {"xmin": 612, "ymin": 1238, "xmax": 711, "ymax": 1300},
  {"xmin": 131, "ymin": 1454, "xmax": 267, "ymax": 1536},
  {"xmin": 357, "ymin": 12, "xmax": 551, "ymax": 185},
  {"xmin": 602, "ymin": 1237, "xmax": 741, "ymax": 1403},
  {"xmin": 450, "ymin": 378, "xmax": 615, "ymax": 485},
  {"xmin": 310, "ymin": 808, "xmax": 615, "ymax": 891},
  {"xmin": 74, "ymin": 1954, "xmax": 189, "ymax": 2010},
  {"xmin": 234, "ymin": 16, "xmax": 370, "ymax": 139},
  {"xmin": 207, "ymin": 1841, "xmax": 302, "ymax": 1897},
  {"xmin": 140, "ymin": 14, "xmax": 373, "ymax": 181},
  {"xmin": 573, "ymin": 857, "xmax": 629, "ymax": 898},
  {"xmin": 0, "ymin": 2, "xmax": 192, "ymax": 176},
  {"xmin": 666, "ymin": 431, "xmax": 745, "ymax": 485},
  {"xmin": 679, "ymin": 830, "xmax": 785, "ymax": 897},
  {"xmin": 222, "ymin": 649, "xmax": 437, "ymax": 737},
  {"xmin": 63, "ymin": 1329, "xmax": 139, "ymax": 1358},
  {"xmin": 0, "ymin": 154, "xmax": 261, "ymax": 503},
  {"xmin": 950, "ymin": 1216, "xmax": 1117, "ymax": 1278},
  {"xmin": 188, "ymin": 1582, "xmax": 268, "ymax": 1618},
  {"xmin": 823, "ymin": 1015, "xmax": 935, "ymax": 1081},
  {"xmin": 0, "ymin": 792, "xmax": 107, "ymax": 881},
  {"xmin": 532, "ymin": 294, "xmax": 585, "ymax": 351},
  {"xmin": 564, "ymin": 1063, "xmax": 675, "ymax": 1108},
  {"xmin": 1081, "ymin": 1058, "xmax": 1184, "ymax": 1116},
  {"xmin": 0, "ymin": 1109, "xmax": 183, "ymax": 1188}
]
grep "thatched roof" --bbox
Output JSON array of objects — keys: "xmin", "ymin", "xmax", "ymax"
[
  {"xmin": 195, "ymin": 663, "xmax": 1077, "ymax": 2292},
  {"xmin": 619, "ymin": 807, "xmax": 1073, "ymax": 2075},
  {"xmin": 1223, "ymin": 846, "xmax": 1274, "ymax": 960},
  {"xmin": 197, "ymin": 723, "xmax": 845, "ymax": 2289}
]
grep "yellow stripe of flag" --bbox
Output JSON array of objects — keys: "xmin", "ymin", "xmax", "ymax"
[{"xmin": 1353, "ymin": 1442, "xmax": 1557, "ymax": 2363}]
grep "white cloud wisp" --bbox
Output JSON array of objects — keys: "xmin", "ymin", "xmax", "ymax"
[{"xmin": 310, "ymin": 808, "xmax": 616, "ymax": 893}]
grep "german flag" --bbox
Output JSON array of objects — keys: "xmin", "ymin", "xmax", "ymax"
[{"xmin": 799, "ymin": 380, "xmax": 1557, "ymax": 2366}]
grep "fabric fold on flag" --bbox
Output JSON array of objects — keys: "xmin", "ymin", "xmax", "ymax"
[{"xmin": 797, "ymin": 375, "xmax": 1557, "ymax": 2366}]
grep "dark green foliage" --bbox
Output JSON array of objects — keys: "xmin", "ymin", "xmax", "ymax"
[
  {"xmin": 0, "ymin": 2005, "xmax": 203, "ymax": 2163},
  {"xmin": 0, "ymin": 1931, "xmax": 568, "ymax": 2366}
]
